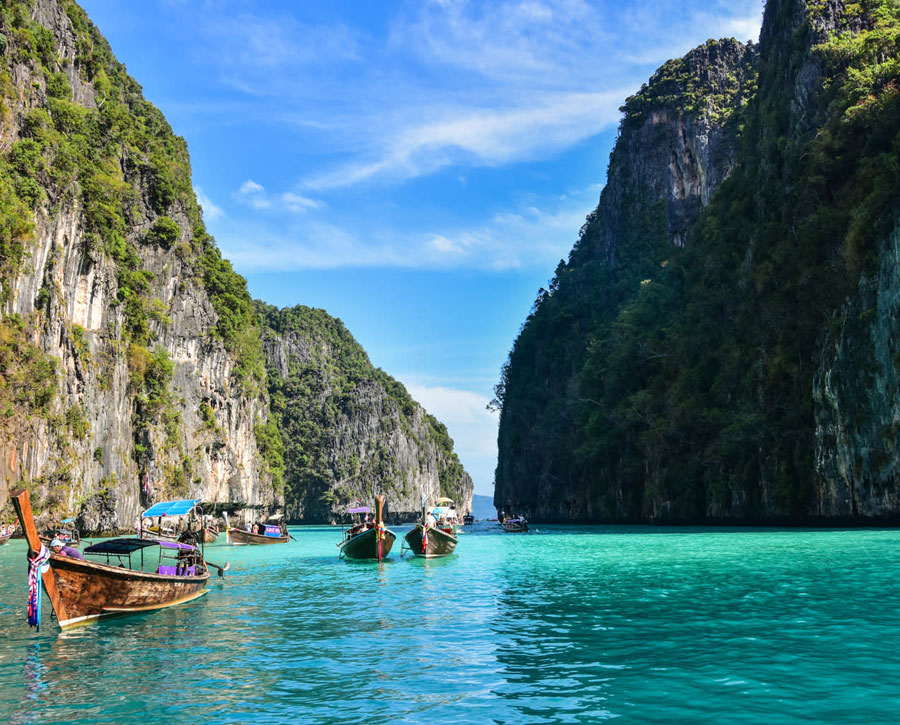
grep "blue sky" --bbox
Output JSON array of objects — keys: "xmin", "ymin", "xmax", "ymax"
[{"xmin": 77, "ymin": 0, "xmax": 763, "ymax": 496}]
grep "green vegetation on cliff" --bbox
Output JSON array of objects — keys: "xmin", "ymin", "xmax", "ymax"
[
  {"xmin": 0, "ymin": 0, "xmax": 264, "ymax": 388},
  {"xmin": 257, "ymin": 303, "xmax": 469, "ymax": 520}
]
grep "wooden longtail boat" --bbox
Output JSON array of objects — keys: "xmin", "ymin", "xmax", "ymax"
[
  {"xmin": 202, "ymin": 525, "xmax": 219, "ymax": 544},
  {"xmin": 403, "ymin": 523, "xmax": 458, "ymax": 558},
  {"xmin": 338, "ymin": 496, "xmax": 396, "ymax": 561},
  {"xmin": 139, "ymin": 499, "xmax": 204, "ymax": 543},
  {"xmin": 10, "ymin": 489, "xmax": 211, "ymax": 630},
  {"xmin": 463, "ymin": 514, "xmax": 474, "ymax": 525},
  {"xmin": 0, "ymin": 533, "xmax": 9, "ymax": 546},
  {"xmin": 228, "ymin": 523, "xmax": 289, "ymax": 545},
  {"xmin": 403, "ymin": 498, "xmax": 458, "ymax": 558}
]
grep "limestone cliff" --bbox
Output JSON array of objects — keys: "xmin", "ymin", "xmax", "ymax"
[
  {"xmin": 0, "ymin": 0, "xmax": 280, "ymax": 533},
  {"xmin": 0, "ymin": 0, "xmax": 474, "ymax": 533},
  {"xmin": 494, "ymin": 38, "xmax": 758, "ymax": 521},
  {"xmin": 496, "ymin": 0, "xmax": 900, "ymax": 523},
  {"xmin": 258, "ymin": 304, "xmax": 473, "ymax": 523}
]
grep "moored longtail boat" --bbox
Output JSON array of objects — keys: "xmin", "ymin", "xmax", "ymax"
[
  {"xmin": 338, "ymin": 496, "xmax": 396, "ymax": 561},
  {"xmin": 403, "ymin": 498, "xmax": 458, "ymax": 558},
  {"xmin": 0, "ymin": 533, "xmax": 9, "ymax": 546},
  {"xmin": 201, "ymin": 515, "xmax": 219, "ymax": 544},
  {"xmin": 39, "ymin": 517, "xmax": 81, "ymax": 548},
  {"xmin": 10, "ymin": 489, "xmax": 211, "ymax": 630},
  {"xmin": 140, "ymin": 499, "xmax": 203, "ymax": 542},
  {"xmin": 228, "ymin": 521, "xmax": 289, "ymax": 545}
]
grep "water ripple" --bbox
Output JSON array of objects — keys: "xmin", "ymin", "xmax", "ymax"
[{"xmin": 2, "ymin": 525, "xmax": 900, "ymax": 722}]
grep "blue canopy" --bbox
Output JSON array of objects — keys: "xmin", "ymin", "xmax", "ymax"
[
  {"xmin": 141, "ymin": 499, "xmax": 201, "ymax": 518},
  {"xmin": 61, "ymin": 517, "xmax": 76, "ymax": 524}
]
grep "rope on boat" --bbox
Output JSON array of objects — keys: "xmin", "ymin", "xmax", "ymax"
[
  {"xmin": 376, "ymin": 521, "xmax": 385, "ymax": 561},
  {"xmin": 27, "ymin": 544, "xmax": 51, "ymax": 631},
  {"xmin": 421, "ymin": 524, "xmax": 428, "ymax": 554}
]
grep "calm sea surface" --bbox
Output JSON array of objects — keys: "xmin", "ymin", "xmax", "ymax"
[{"xmin": 1, "ymin": 524, "xmax": 899, "ymax": 723}]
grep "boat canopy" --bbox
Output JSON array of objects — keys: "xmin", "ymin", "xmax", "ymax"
[
  {"xmin": 141, "ymin": 499, "xmax": 201, "ymax": 518},
  {"xmin": 61, "ymin": 517, "xmax": 76, "ymax": 524},
  {"xmin": 431, "ymin": 506, "xmax": 452, "ymax": 515},
  {"xmin": 347, "ymin": 507, "xmax": 371, "ymax": 514},
  {"xmin": 84, "ymin": 538, "xmax": 160, "ymax": 555},
  {"xmin": 159, "ymin": 540, "xmax": 197, "ymax": 551},
  {"xmin": 436, "ymin": 497, "xmax": 455, "ymax": 504}
]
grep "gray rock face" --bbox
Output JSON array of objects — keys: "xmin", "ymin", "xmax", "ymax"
[
  {"xmin": 813, "ymin": 222, "xmax": 900, "ymax": 518},
  {"xmin": 0, "ymin": 0, "xmax": 278, "ymax": 533}
]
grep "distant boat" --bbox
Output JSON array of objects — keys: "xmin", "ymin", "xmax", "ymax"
[
  {"xmin": 432, "ymin": 497, "xmax": 464, "ymax": 535},
  {"xmin": 10, "ymin": 489, "xmax": 215, "ymax": 630},
  {"xmin": 403, "ymin": 497, "xmax": 458, "ymax": 558},
  {"xmin": 39, "ymin": 517, "xmax": 81, "ymax": 548},
  {"xmin": 338, "ymin": 496, "xmax": 396, "ymax": 561},
  {"xmin": 463, "ymin": 514, "xmax": 474, "ymax": 525},
  {"xmin": 229, "ymin": 521, "xmax": 289, "ymax": 545},
  {"xmin": 0, "ymin": 533, "xmax": 9, "ymax": 546},
  {"xmin": 502, "ymin": 517, "xmax": 529, "ymax": 533}
]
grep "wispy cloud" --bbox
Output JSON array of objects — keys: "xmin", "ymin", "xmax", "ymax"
[
  {"xmin": 188, "ymin": 1, "xmax": 763, "ymax": 191},
  {"xmin": 214, "ymin": 183, "xmax": 602, "ymax": 271},
  {"xmin": 195, "ymin": 186, "xmax": 224, "ymax": 221},
  {"xmin": 303, "ymin": 91, "xmax": 626, "ymax": 190},
  {"xmin": 233, "ymin": 180, "xmax": 323, "ymax": 214}
]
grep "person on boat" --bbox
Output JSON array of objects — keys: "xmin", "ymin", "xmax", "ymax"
[
  {"xmin": 252, "ymin": 523, "xmax": 259, "ymax": 534},
  {"xmin": 50, "ymin": 538, "xmax": 84, "ymax": 560},
  {"xmin": 425, "ymin": 510, "xmax": 436, "ymax": 529}
]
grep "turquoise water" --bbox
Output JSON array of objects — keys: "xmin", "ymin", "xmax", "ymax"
[{"xmin": 2, "ymin": 524, "xmax": 900, "ymax": 723}]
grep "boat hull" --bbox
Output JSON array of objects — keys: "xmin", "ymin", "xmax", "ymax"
[
  {"xmin": 339, "ymin": 527, "xmax": 397, "ymax": 560},
  {"xmin": 403, "ymin": 524, "xmax": 458, "ymax": 558},
  {"xmin": 229, "ymin": 528, "xmax": 289, "ymax": 545},
  {"xmin": 202, "ymin": 527, "xmax": 218, "ymax": 544},
  {"xmin": 0, "ymin": 534, "xmax": 8, "ymax": 545},
  {"xmin": 47, "ymin": 554, "xmax": 209, "ymax": 628}
]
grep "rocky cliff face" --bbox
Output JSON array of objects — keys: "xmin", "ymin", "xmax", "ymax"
[
  {"xmin": 0, "ymin": 0, "xmax": 279, "ymax": 531},
  {"xmin": 0, "ymin": 0, "xmax": 474, "ymax": 534},
  {"xmin": 496, "ymin": 0, "xmax": 900, "ymax": 523},
  {"xmin": 494, "ymin": 39, "xmax": 758, "ymax": 520},
  {"xmin": 259, "ymin": 304, "xmax": 473, "ymax": 523}
]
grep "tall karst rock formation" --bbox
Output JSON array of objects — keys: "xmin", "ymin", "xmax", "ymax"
[
  {"xmin": 495, "ymin": 0, "xmax": 900, "ymax": 523},
  {"xmin": 258, "ymin": 304, "xmax": 473, "ymax": 523},
  {"xmin": 0, "ymin": 0, "xmax": 472, "ymax": 531}
]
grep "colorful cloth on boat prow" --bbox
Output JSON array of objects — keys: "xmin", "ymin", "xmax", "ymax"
[{"xmin": 27, "ymin": 545, "xmax": 51, "ymax": 630}]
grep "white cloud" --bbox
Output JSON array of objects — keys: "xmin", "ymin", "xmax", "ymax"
[
  {"xmin": 281, "ymin": 192, "xmax": 324, "ymax": 213},
  {"xmin": 239, "ymin": 180, "xmax": 265, "ymax": 195},
  {"xmin": 303, "ymin": 90, "xmax": 626, "ymax": 190},
  {"xmin": 234, "ymin": 181, "xmax": 323, "ymax": 214},
  {"xmin": 213, "ymin": 183, "xmax": 602, "ymax": 271},
  {"xmin": 195, "ymin": 186, "xmax": 224, "ymax": 221},
  {"xmin": 403, "ymin": 381, "xmax": 499, "ymax": 494},
  {"xmin": 190, "ymin": 1, "xmax": 762, "ymax": 192}
]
